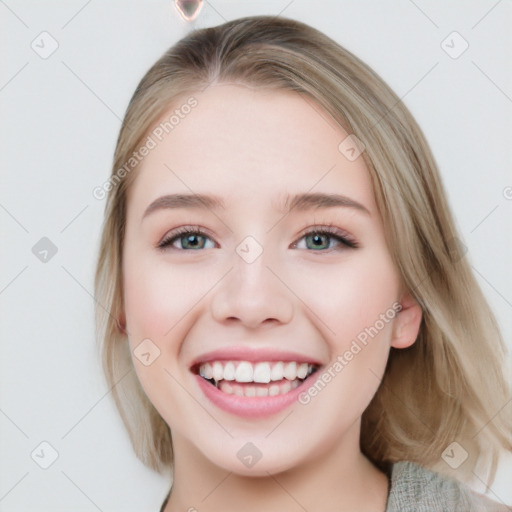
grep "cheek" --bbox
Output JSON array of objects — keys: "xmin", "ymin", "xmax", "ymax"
[
  {"xmin": 294, "ymin": 251, "xmax": 399, "ymax": 426},
  {"xmin": 122, "ymin": 254, "xmax": 209, "ymax": 424},
  {"xmin": 290, "ymin": 250, "xmax": 400, "ymax": 347},
  {"xmin": 123, "ymin": 264, "xmax": 179, "ymax": 343},
  {"xmin": 122, "ymin": 254, "xmax": 221, "ymax": 348}
]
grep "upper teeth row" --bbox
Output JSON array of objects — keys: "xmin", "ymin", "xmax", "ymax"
[{"xmin": 198, "ymin": 361, "xmax": 314, "ymax": 383}]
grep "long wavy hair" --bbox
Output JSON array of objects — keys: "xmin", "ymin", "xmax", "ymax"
[{"xmin": 94, "ymin": 15, "xmax": 512, "ymax": 487}]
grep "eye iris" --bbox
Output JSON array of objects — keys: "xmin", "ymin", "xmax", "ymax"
[
  {"xmin": 306, "ymin": 233, "xmax": 329, "ymax": 250},
  {"xmin": 182, "ymin": 234, "xmax": 204, "ymax": 249}
]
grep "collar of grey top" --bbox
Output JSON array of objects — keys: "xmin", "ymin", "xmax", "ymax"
[{"xmin": 159, "ymin": 460, "xmax": 511, "ymax": 512}]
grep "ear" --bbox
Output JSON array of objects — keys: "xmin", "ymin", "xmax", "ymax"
[
  {"xmin": 390, "ymin": 291, "xmax": 422, "ymax": 349},
  {"xmin": 116, "ymin": 313, "xmax": 127, "ymax": 334}
]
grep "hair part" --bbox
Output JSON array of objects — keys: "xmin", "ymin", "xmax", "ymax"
[{"xmin": 94, "ymin": 15, "xmax": 512, "ymax": 485}]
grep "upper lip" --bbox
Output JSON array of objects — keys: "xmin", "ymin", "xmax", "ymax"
[{"xmin": 189, "ymin": 346, "xmax": 323, "ymax": 370}]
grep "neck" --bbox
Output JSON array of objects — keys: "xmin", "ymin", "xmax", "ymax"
[{"xmin": 164, "ymin": 422, "xmax": 389, "ymax": 512}]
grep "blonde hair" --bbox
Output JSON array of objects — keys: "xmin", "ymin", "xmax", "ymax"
[{"xmin": 94, "ymin": 15, "xmax": 512, "ymax": 486}]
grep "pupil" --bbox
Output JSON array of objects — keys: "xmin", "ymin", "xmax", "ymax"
[
  {"xmin": 309, "ymin": 234, "xmax": 327, "ymax": 249},
  {"xmin": 186, "ymin": 235, "xmax": 200, "ymax": 248}
]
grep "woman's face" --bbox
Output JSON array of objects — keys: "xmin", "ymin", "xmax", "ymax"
[{"xmin": 122, "ymin": 83, "xmax": 420, "ymax": 475}]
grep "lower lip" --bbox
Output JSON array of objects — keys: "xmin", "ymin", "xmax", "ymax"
[{"xmin": 194, "ymin": 374, "xmax": 311, "ymax": 418}]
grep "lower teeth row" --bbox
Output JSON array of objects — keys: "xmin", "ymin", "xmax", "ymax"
[{"xmin": 217, "ymin": 379, "xmax": 301, "ymax": 397}]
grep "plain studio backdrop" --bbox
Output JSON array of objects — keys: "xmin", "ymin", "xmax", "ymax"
[{"xmin": 1, "ymin": 1, "xmax": 511, "ymax": 510}]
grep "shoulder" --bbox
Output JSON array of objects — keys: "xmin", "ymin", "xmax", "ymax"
[{"xmin": 385, "ymin": 460, "xmax": 511, "ymax": 512}]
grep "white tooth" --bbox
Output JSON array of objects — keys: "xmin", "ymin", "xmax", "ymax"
[
  {"xmin": 256, "ymin": 386, "xmax": 269, "ymax": 397},
  {"xmin": 269, "ymin": 384, "xmax": 280, "ymax": 396},
  {"xmin": 235, "ymin": 361, "xmax": 253, "ymax": 382},
  {"xmin": 233, "ymin": 385, "xmax": 244, "ymax": 396},
  {"xmin": 280, "ymin": 380, "xmax": 291, "ymax": 394},
  {"xmin": 291, "ymin": 379, "xmax": 300, "ymax": 389},
  {"xmin": 283, "ymin": 362, "xmax": 297, "ymax": 380},
  {"xmin": 212, "ymin": 362, "xmax": 223, "ymax": 381},
  {"xmin": 244, "ymin": 386, "xmax": 256, "ymax": 397},
  {"xmin": 223, "ymin": 361, "xmax": 236, "ymax": 381},
  {"xmin": 199, "ymin": 363, "xmax": 213, "ymax": 379},
  {"xmin": 307, "ymin": 364, "xmax": 315, "ymax": 376},
  {"xmin": 220, "ymin": 382, "xmax": 233, "ymax": 394},
  {"xmin": 297, "ymin": 362, "xmax": 308, "ymax": 379},
  {"xmin": 253, "ymin": 362, "xmax": 271, "ymax": 383},
  {"xmin": 271, "ymin": 362, "xmax": 284, "ymax": 381}
]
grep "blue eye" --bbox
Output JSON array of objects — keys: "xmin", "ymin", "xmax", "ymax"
[
  {"xmin": 158, "ymin": 226, "xmax": 215, "ymax": 250},
  {"xmin": 157, "ymin": 225, "xmax": 358, "ymax": 251},
  {"xmin": 293, "ymin": 226, "xmax": 358, "ymax": 251}
]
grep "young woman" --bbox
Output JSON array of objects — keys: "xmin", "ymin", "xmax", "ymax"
[{"xmin": 94, "ymin": 15, "xmax": 512, "ymax": 511}]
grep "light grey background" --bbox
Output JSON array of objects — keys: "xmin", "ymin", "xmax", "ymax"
[{"xmin": 1, "ymin": 1, "xmax": 511, "ymax": 510}]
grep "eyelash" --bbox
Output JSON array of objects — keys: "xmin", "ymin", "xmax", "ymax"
[{"xmin": 157, "ymin": 224, "xmax": 359, "ymax": 252}]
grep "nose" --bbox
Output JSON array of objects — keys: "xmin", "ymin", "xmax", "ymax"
[{"xmin": 210, "ymin": 250, "xmax": 294, "ymax": 329}]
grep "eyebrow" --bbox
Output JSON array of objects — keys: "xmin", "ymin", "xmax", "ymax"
[
  {"xmin": 142, "ymin": 192, "xmax": 370, "ymax": 220},
  {"xmin": 280, "ymin": 192, "xmax": 371, "ymax": 216}
]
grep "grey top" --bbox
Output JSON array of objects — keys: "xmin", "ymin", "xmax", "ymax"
[
  {"xmin": 386, "ymin": 461, "xmax": 510, "ymax": 511},
  {"xmin": 159, "ymin": 460, "xmax": 510, "ymax": 511}
]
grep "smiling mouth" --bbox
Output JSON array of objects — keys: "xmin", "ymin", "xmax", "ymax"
[{"xmin": 193, "ymin": 360, "xmax": 319, "ymax": 398}]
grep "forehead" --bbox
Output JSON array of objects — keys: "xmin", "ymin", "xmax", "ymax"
[{"xmin": 128, "ymin": 83, "xmax": 375, "ymax": 216}]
